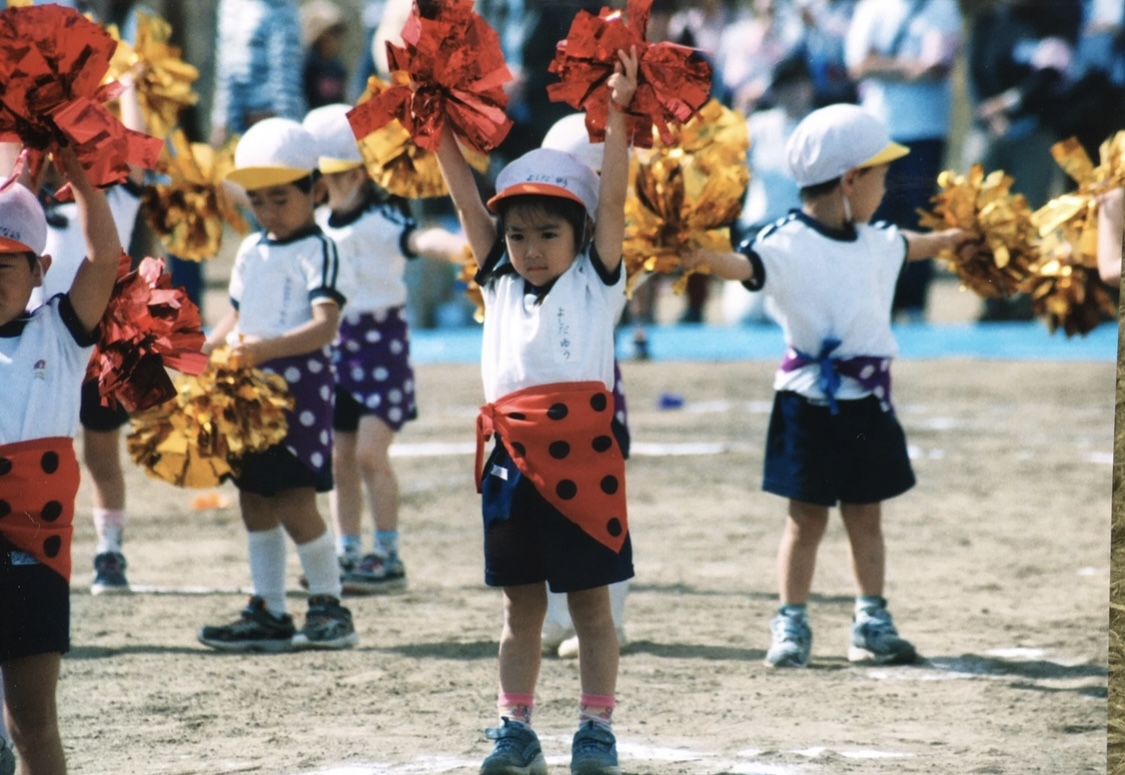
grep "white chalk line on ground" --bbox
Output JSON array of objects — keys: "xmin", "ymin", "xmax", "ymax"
[{"xmin": 289, "ymin": 738, "xmax": 915, "ymax": 775}]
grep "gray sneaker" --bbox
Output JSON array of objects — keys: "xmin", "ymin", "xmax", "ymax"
[
  {"xmin": 292, "ymin": 595, "xmax": 359, "ymax": 650},
  {"xmin": 848, "ymin": 599, "xmax": 918, "ymax": 664},
  {"xmin": 198, "ymin": 596, "xmax": 295, "ymax": 653},
  {"xmin": 0, "ymin": 738, "xmax": 15, "ymax": 775},
  {"xmin": 480, "ymin": 718, "xmax": 547, "ymax": 775},
  {"xmin": 342, "ymin": 552, "xmax": 406, "ymax": 595},
  {"xmin": 91, "ymin": 551, "xmax": 131, "ymax": 595},
  {"xmin": 570, "ymin": 720, "xmax": 621, "ymax": 775},
  {"xmin": 765, "ymin": 610, "xmax": 812, "ymax": 668}
]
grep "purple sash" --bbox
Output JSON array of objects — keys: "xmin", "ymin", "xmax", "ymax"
[{"xmin": 779, "ymin": 338, "xmax": 893, "ymax": 414}]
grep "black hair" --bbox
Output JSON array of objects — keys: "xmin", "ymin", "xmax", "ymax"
[
  {"xmin": 22, "ymin": 250, "xmax": 38, "ymax": 270},
  {"xmin": 798, "ymin": 177, "xmax": 841, "ymax": 201},
  {"xmin": 291, "ymin": 171, "xmax": 322, "ymax": 194},
  {"xmin": 496, "ymin": 194, "xmax": 590, "ymax": 248}
]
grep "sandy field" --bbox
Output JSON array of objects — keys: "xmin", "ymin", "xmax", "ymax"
[{"xmin": 55, "ymin": 345, "xmax": 1112, "ymax": 775}]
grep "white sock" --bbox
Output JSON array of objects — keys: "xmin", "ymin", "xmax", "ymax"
[
  {"xmin": 336, "ymin": 533, "xmax": 361, "ymax": 560},
  {"xmin": 93, "ymin": 508, "xmax": 127, "ymax": 554},
  {"xmin": 297, "ymin": 531, "xmax": 343, "ymax": 600},
  {"xmin": 247, "ymin": 527, "xmax": 288, "ymax": 615}
]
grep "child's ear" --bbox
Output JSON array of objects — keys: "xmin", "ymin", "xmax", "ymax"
[
  {"xmin": 312, "ymin": 176, "xmax": 329, "ymax": 203},
  {"xmin": 36, "ymin": 253, "xmax": 52, "ymax": 284}
]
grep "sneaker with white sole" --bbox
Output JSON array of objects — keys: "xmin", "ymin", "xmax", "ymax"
[
  {"xmin": 570, "ymin": 720, "xmax": 622, "ymax": 775},
  {"xmin": 292, "ymin": 595, "xmax": 359, "ymax": 650},
  {"xmin": 341, "ymin": 552, "xmax": 406, "ymax": 595},
  {"xmin": 91, "ymin": 551, "xmax": 131, "ymax": 595},
  {"xmin": 0, "ymin": 738, "xmax": 15, "ymax": 775},
  {"xmin": 480, "ymin": 717, "xmax": 547, "ymax": 775},
  {"xmin": 848, "ymin": 599, "xmax": 918, "ymax": 664},
  {"xmin": 542, "ymin": 620, "xmax": 575, "ymax": 656},
  {"xmin": 765, "ymin": 609, "xmax": 812, "ymax": 668},
  {"xmin": 198, "ymin": 596, "xmax": 295, "ymax": 652}
]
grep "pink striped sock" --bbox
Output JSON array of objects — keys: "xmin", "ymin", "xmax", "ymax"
[
  {"xmin": 497, "ymin": 692, "xmax": 535, "ymax": 726},
  {"xmin": 579, "ymin": 693, "xmax": 615, "ymax": 728}
]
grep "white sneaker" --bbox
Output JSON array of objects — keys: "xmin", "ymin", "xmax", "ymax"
[
  {"xmin": 557, "ymin": 628, "xmax": 627, "ymax": 660},
  {"xmin": 542, "ymin": 620, "xmax": 575, "ymax": 655}
]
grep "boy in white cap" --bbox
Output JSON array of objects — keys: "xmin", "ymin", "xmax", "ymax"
[
  {"xmin": 301, "ymin": 103, "xmax": 467, "ymax": 594},
  {"xmin": 0, "ymin": 148, "xmax": 121, "ymax": 775},
  {"xmin": 684, "ymin": 103, "xmax": 972, "ymax": 668},
  {"xmin": 197, "ymin": 117, "xmax": 358, "ymax": 652},
  {"xmin": 436, "ymin": 48, "xmax": 638, "ymax": 775}
]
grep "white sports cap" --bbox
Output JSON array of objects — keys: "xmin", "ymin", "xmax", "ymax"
[
  {"xmin": 0, "ymin": 183, "xmax": 46, "ymax": 255},
  {"xmin": 227, "ymin": 117, "xmax": 319, "ymax": 190},
  {"xmin": 302, "ymin": 103, "xmax": 364, "ymax": 174},
  {"xmin": 786, "ymin": 103, "xmax": 910, "ymax": 189},
  {"xmin": 487, "ymin": 147, "xmax": 599, "ymax": 217},
  {"xmin": 541, "ymin": 113, "xmax": 604, "ymax": 173}
]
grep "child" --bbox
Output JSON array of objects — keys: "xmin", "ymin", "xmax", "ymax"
[
  {"xmin": 538, "ymin": 111, "xmax": 630, "ymax": 661},
  {"xmin": 0, "ymin": 149, "xmax": 122, "ymax": 775},
  {"xmin": 435, "ymin": 47, "xmax": 638, "ymax": 775},
  {"xmin": 302, "ymin": 102, "xmax": 467, "ymax": 593},
  {"xmin": 29, "ymin": 74, "xmax": 147, "ymax": 595},
  {"xmin": 683, "ymin": 103, "xmax": 971, "ymax": 669},
  {"xmin": 197, "ymin": 117, "xmax": 358, "ymax": 652}
]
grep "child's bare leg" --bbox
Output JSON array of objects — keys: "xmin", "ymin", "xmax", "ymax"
[
  {"xmin": 3, "ymin": 653, "xmax": 66, "ymax": 775},
  {"xmin": 330, "ymin": 430, "xmax": 363, "ymax": 545},
  {"xmin": 83, "ymin": 429, "xmax": 125, "ymax": 511},
  {"xmin": 840, "ymin": 501, "xmax": 884, "ymax": 597},
  {"xmin": 356, "ymin": 416, "xmax": 399, "ymax": 538},
  {"xmin": 242, "ymin": 488, "xmax": 326, "ymax": 544},
  {"xmin": 567, "ymin": 586, "xmax": 618, "ymax": 696},
  {"xmin": 777, "ymin": 500, "xmax": 830, "ymax": 604},
  {"xmin": 499, "ymin": 583, "xmax": 547, "ymax": 698}
]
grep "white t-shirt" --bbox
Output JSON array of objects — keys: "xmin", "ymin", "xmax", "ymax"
[
  {"xmin": 32, "ymin": 184, "xmax": 142, "ymax": 308},
  {"xmin": 315, "ymin": 194, "xmax": 415, "ymax": 314},
  {"xmin": 745, "ymin": 211, "xmax": 906, "ymax": 401},
  {"xmin": 0, "ymin": 295, "xmax": 98, "ymax": 443},
  {"xmin": 478, "ymin": 245, "xmax": 625, "ymax": 403},
  {"xmin": 845, "ymin": 0, "xmax": 962, "ymax": 141},
  {"xmin": 226, "ymin": 226, "xmax": 346, "ymax": 344}
]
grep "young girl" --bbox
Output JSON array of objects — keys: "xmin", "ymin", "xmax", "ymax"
[
  {"xmin": 0, "ymin": 148, "xmax": 121, "ymax": 775},
  {"xmin": 436, "ymin": 47, "xmax": 638, "ymax": 775},
  {"xmin": 302, "ymin": 102, "xmax": 467, "ymax": 593},
  {"xmin": 197, "ymin": 117, "xmax": 357, "ymax": 653}
]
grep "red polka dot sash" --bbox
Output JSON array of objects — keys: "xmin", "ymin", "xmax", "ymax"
[
  {"xmin": 477, "ymin": 382, "xmax": 628, "ymax": 554},
  {"xmin": 0, "ymin": 437, "xmax": 79, "ymax": 581}
]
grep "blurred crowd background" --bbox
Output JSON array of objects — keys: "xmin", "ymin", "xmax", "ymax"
[{"xmin": 17, "ymin": 0, "xmax": 1125, "ymax": 331}]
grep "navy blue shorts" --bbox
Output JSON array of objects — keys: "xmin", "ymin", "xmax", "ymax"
[
  {"xmin": 79, "ymin": 378, "xmax": 129, "ymax": 431},
  {"xmin": 231, "ymin": 443, "xmax": 334, "ymax": 496},
  {"xmin": 0, "ymin": 540, "xmax": 69, "ymax": 660},
  {"xmin": 482, "ymin": 441, "xmax": 634, "ymax": 594},
  {"xmin": 763, "ymin": 391, "xmax": 915, "ymax": 507}
]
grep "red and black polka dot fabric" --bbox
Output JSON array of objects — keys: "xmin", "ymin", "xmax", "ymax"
[
  {"xmin": 477, "ymin": 381, "xmax": 628, "ymax": 553},
  {"xmin": 0, "ymin": 437, "xmax": 79, "ymax": 581}
]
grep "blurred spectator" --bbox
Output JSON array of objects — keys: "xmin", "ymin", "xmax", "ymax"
[
  {"xmin": 724, "ymin": 54, "xmax": 816, "ymax": 325},
  {"xmin": 716, "ymin": 0, "xmax": 803, "ymax": 116},
  {"xmin": 793, "ymin": 0, "xmax": 859, "ymax": 107},
  {"xmin": 1056, "ymin": 0, "xmax": 1125, "ymax": 158},
  {"xmin": 301, "ymin": 0, "xmax": 349, "ymax": 110},
  {"xmin": 962, "ymin": 0, "xmax": 1082, "ymax": 320},
  {"xmin": 209, "ymin": 0, "xmax": 306, "ymax": 147},
  {"xmin": 845, "ymin": 0, "xmax": 961, "ymax": 323},
  {"xmin": 349, "ymin": 0, "xmax": 387, "ymax": 100}
]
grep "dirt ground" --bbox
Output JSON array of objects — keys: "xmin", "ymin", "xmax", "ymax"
[{"xmin": 55, "ymin": 351, "xmax": 1112, "ymax": 775}]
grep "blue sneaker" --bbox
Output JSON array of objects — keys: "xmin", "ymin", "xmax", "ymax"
[
  {"xmin": 570, "ymin": 721, "xmax": 621, "ymax": 775},
  {"xmin": 197, "ymin": 596, "xmax": 296, "ymax": 653},
  {"xmin": 91, "ymin": 551, "xmax": 130, "ymax": 595},
  {"xmin": 0, "ymin": 738, "xmax": 15, "ymax": 775},
  {"xmin": 480, "ymin": 718, "xmax": 547, "ymax": 775},
  {"xmin": 341, "ymin": 552, "xmax": 406, "ymax": 595},
  {"xmin": 765, "ymin": 609, "xmax": 812, "ymax": 667},
  {"xmin": 848, "ymin": 599, "xmax": 918, "ymax": 664}
]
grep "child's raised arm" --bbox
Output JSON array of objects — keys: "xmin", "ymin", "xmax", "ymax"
[
  {"xmin": 435, "ymin": 126, "xmax": 496, "ymax": 267},
  {"xmin": 593, "ymin": 47, "xmax": 638, "ymax": 274},
  {"xmin": 62, "ymin": 148, "xmax": 123, "ymax": 333}
]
